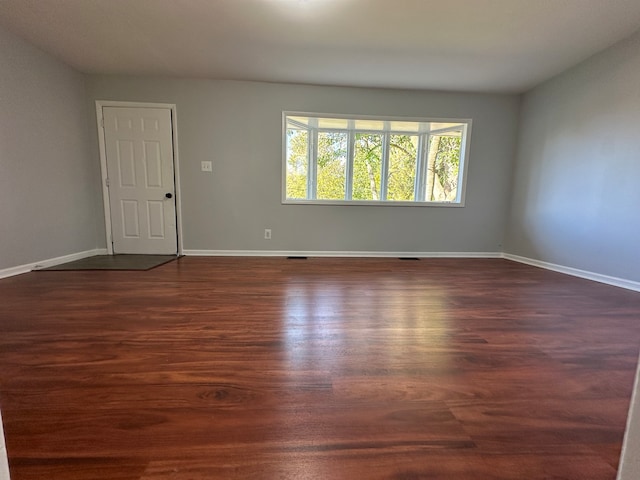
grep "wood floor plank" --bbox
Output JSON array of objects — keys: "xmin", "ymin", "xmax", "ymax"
[{"xmin": 0, "ymin": 257, "xmax": 639, "ymax": 479}]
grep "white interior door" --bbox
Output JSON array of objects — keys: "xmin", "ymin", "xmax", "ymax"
[{"xmin": 103, "ymin": 106, "xmax": 177, "ymax": 254}]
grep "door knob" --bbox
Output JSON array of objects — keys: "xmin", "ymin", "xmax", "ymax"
[{"xmin": 165, "ymin": 193, "xmax": 173, "ymax": 199}]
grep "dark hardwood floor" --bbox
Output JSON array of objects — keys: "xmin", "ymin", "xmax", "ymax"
[{"xmin": 0, "ymin": 257, "xmax": 639, "ymax": 479}]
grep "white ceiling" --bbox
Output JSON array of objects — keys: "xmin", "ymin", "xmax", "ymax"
[{"xmin": 1, "ymin": 0, "xmax": 640, "ymax": 93}]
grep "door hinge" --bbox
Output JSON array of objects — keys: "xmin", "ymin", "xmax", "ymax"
[
  {"xmin": 100, "ymin": 117, "xmax": 105, "ymax": 129},
  {"xmin": 105, "ymin": 178, "xmax": 110, "ymax": 187}
]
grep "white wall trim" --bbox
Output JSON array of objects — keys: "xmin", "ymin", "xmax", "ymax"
[
  {"xmin": 0, "ymin": 409, "xmax": 9, "ymax": 480},
  {"xmin": 503, "ymin": 253, "xmax": 640, "ymax": 292},
  {"xmin": 0, "ymin": 249, "xmax": 108, "ymax": 280},
  {"xmin": 95, "ymin": 100, "xmax": 184, "ymax": 256},
  {"xmin": 618, "ymin": 350, "xmax": 640, "ymax": 480},
  {"xmin": 183, "ymin": 249, "xmax": 502, "ymax": 258}
]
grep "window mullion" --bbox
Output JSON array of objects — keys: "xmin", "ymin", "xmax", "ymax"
[
  {"xmin": 415, "ymin": 133, "xmax": 426, "ymax": 201},
  {"xmin": 309, "ymin": 127, "xmax": 318, "ymax": 200},
  {"xmin": 422, "ymin": 133, "xmax": 435, "ymax": 202},
  {"xmin": 345, "ymin": 123, "xmax": 355, "ymax": 200},
  {"xmin": 455, "ymin": 126, "xmax": 467, "ymax": 203},
  {"xmin": 380, "ymin": 132, "xmax": 390, "ymax": 201}
]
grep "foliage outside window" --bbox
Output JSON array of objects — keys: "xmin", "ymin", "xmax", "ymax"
[{"xmin": 283, "ymin": 113, "xmax": 471, "ymax": 205}]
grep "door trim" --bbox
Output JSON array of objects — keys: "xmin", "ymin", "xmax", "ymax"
[{"xmin": 95, "ymin": 101, "xmax": 184, "ymax": 255}]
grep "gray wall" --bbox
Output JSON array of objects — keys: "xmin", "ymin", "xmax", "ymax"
[
  {"xmin": 2, "ymin": 20, "xmax": 640, "ymax": 480},
  {"xmin": 502, "ymin": 29, "xmax": 640, "ymax": 480},
  {"xmin": 86, "ymin": 77, "xmax": 520, "ymax": 254},
  {"xmin": 0, "ymin": 24, "xmax": 100, "ymax": 270},
  {"xmin": 505, "ymin": 29, "xmax": 640, "ymax": 282}
]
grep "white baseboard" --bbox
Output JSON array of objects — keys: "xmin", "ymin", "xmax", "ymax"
[
  {"xmin": 503, "ymin": 253, "xmax": 640, "ymax": 292},
  {"xmin": 0, "ymin": 248, "xmax": 108, "ymax": 280},
  {"xmin": 183, "ymin": 249, "xmax": 503, "ymax": 258},
  {"xmin": 4, "ymin": 249, "xmax": 636, "ymax": 293}
]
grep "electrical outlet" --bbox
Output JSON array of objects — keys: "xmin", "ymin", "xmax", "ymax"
[
  {"xmin": 201, "ymin": 161, "xmax": 212, "ymax": 172},
  {"xmin": 264, "ymin": 229, "xmax": 272, "ymax": 240}
]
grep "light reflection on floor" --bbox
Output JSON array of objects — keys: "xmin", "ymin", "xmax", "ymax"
[{"xmin": 282, "ymin": 276, "xmax": 453, "ymax": 374}]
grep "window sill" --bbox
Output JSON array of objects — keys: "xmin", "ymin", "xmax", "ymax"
[{"xmin": 282, "ymin": 199, "xmax": 465, "ymax": 207}]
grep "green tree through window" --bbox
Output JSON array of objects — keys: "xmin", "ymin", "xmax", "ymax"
[
  {"xmin": 388, "ymin": 134, "xmax": 418, "ymax": 201},
  {"xmin": 284, "ymin": 114, "xmax": 470, "ymax": 204},
  {"xmin": 285, "ymin": 128, "xmax": 308, "ymax": 199},
  {"xmin": 353, "ymin": 133, "xmax": 383, "ymax": 200},
  {"xmin": 317, "ymin": 132, "xmax": 347, "ymax": 200}
]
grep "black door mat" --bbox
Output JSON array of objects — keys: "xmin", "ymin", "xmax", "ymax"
[{"xmin": 36, "ymin": 255, "xmax": 178, "ymax": 271}]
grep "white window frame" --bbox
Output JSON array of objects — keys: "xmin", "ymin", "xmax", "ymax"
[{"xmin": 282, "ymin": 112, "xmax": 472, "ymax": 207}]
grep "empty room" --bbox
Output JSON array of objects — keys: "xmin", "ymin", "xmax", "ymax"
[{"xmin": 1, "ymin": 1, "xmax": 640, "ymax": 479}]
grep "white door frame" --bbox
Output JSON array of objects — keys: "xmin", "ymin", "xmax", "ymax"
[{"xmin": 96, "ymin": 100, "xmax": 184, "ymax": 255}]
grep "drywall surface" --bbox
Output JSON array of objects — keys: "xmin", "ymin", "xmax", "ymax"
[
  {"xmin": 0, "ymin": 24, "xmax": 101, "ymax": 270},
  {"xmin": 86, "ymin": 77, "xmax": 519, "ymax": 253},
  {"xmin": 505, "ymin": 29, "xmax": 640, "ymax": 282}
]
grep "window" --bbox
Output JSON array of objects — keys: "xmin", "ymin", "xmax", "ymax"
[{"xmin": 283, "ymin": 113, "xmax": 471, "ymax": 205}]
